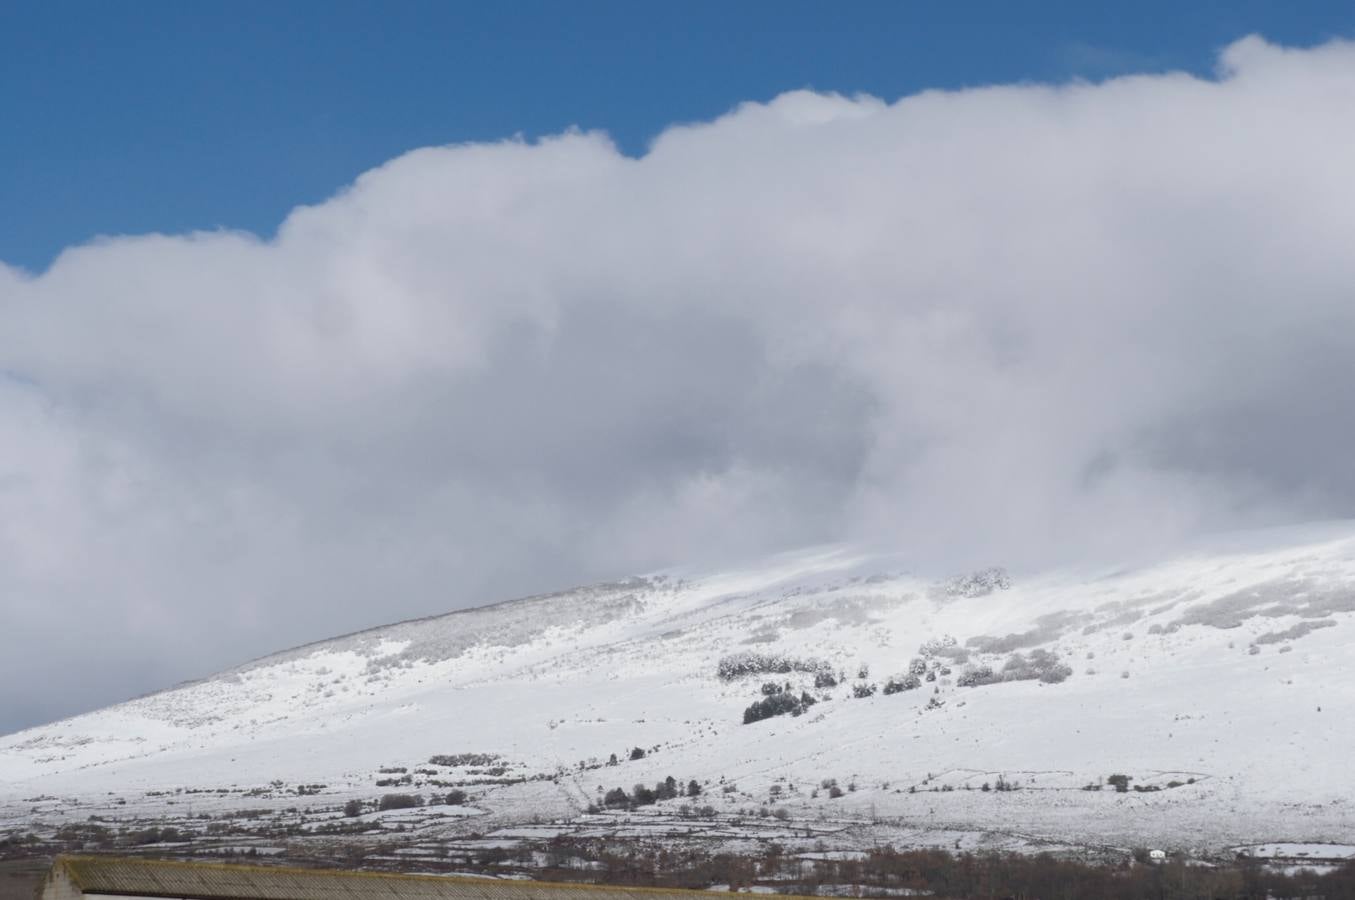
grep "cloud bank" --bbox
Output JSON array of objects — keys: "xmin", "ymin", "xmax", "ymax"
[{"xmin": 5, "ymin": 36, "xmax": 1355, "ymax": 732}]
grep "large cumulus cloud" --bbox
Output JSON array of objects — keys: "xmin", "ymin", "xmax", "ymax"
[{"xmin": 4, "ymin": 36, "xmax": 1355, "ymax": 733}]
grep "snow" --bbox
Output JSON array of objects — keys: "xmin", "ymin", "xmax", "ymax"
[
  {"xmin": 3, "ymin": 523, "xmax": 1355, "ymax": 855},
  {"xmin": 1233, "ymin": 843, "xmax": 1355, "ymax": 860}
]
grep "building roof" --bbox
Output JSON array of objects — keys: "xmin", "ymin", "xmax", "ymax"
[{"xmin": 53, "ymin": 857, "xmax": 808, "ymax": 900}]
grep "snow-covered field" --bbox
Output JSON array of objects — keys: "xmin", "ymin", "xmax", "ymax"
[{"xmin": 4, "ymin": 522, "xmax": 1355, "ymax": 857}]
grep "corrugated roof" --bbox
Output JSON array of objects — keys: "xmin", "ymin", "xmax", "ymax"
[{"xmin": 55, "ymin": 857, "xmax": 812, "ymax": 900}]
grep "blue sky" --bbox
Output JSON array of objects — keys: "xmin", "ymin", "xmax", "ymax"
[
  {"xmin": 3, "ymin": 0, "xmax": 1353, "ymax": 272},
  {"xmin": 7, "ymin": 3, "xmax": 1355, "ymax": 733}
]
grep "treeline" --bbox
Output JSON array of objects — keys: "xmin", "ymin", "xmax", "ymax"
[
  {"xmin": 427, "ymin": 752, "xmax": 500, "ymax": 767},
  {"xmin": 343, "ymin": 790, "xmax": 470, "ymax": 816},
  {"xmin": 15, "ymin": 825, "xmax": 1355, "ymax": 900},
  {"xmin": 523, "ymin": 838, "xmax": 1355, "ymax": 900},
  {"xmin": 810, "ymin": 846, "xmax": 1355, "ymax": 900}
]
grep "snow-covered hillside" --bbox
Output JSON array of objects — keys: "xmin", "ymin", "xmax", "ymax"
[{"xmin": 4, "ymin": 523, "xmax": 1355, "ymax": 855}]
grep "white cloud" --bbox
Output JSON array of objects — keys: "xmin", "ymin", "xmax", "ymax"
[{"xmin": 4, "ymin": 36, "xmax": 1355, "ymax": 731}]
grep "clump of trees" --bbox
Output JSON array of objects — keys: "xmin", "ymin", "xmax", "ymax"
[
  {"xmin": 377, "ymin": 793, "xmax": 423, "ymax": 811},
  {"xmin": 343, "ymin": 793, "xmax": 459, "ymax": 818},
  {"xmin": 596, "ymin": 775, "xmax": 704, "ymax": 811},
  {"xmin": 958, "ymin": 649, "xmax": 1072, "ymax": 687},
  {"xmin": 53, "ymin": 823, "xmax": 115, "ymax": 850},
  {"xmin": 958, "ymin": 664, "xmax": 996, "ymax": 686},
  {"xmin": 883, "ymin": 673, "xmax": 921, "ymax": 694},
  {"xmin": 717, "ymin": 651, "xmax": 833, "ymax": 681},
  {"xmin": 125, "ymin": 826, "xmax": 183, "ymax": 845},
  {"xmin": 980, "ymin": 775, "xmax": 1019, "ymax": 792},
  {"xmin": 919, "ymin": 634, "xmax": 969, "ymax": 664},
  {"xmin": 743, "ymin": 683, "xmax": 817, "ymax": 723},
  {"xmin": 427, "ymin": 752, "xmax": 500, "ymax": 767},
  {"xmin": 944, "ymin": 567, "xmax": 1012, "ymax": 598},
  {"xmin": 1087, "ymin": 773, "xmax": 1194, "ymax": 793}
]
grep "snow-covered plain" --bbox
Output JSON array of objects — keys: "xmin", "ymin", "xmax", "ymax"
[{"xmin": 4, "ymin": 523, "xmax": 1355, "ymax": 857}]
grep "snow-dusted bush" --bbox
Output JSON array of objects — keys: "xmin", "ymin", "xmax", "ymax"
[
  {"xmin": 944, "ymin": 567, "xmax": 1012, "ymax": 598},
  {"xmin": 920, "ymin": 635, "xmax": 956, "ymax": 655},
  {"xmin": 959, "ymin": 650, "xmax": 1072, "ymax": 687},
  {"xmin": 852, "ymin": 682, "xmax": 877, "ymax": 698},
  {"xmin": 920, "ymin": 635, "xmax": 970, "ymax": 664},
  {"xmin": 957, "ymin": 665, "xmax": 996, "ymax": 687},
  {"xmin": 883, "ymin": 673, "xmax": 921, "ymax": 695},
  {"xmin": 1028, "ymin": 648, "xmax": 1073, "ymax": 683},
  {"xmin": 1039, "ymin": 665, "xmax": 1073, "ymax": 684}
]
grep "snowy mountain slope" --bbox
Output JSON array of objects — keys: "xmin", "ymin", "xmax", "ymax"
[{"xmin": 4, "ymin": 524, "xmax": 1355, "ymax": 853}]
